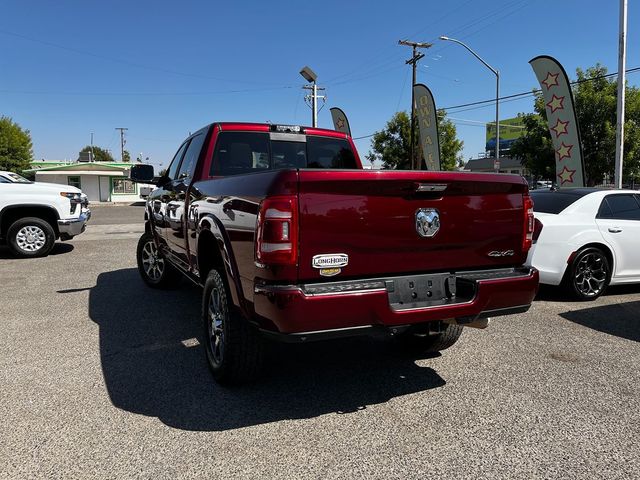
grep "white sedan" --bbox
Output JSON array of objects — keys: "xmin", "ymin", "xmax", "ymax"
[{"xmin": 526, "ymin": 188, "xmax": 640, "ymax": 300}]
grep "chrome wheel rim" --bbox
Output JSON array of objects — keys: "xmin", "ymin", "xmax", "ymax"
[
  {"xmin": 16, "ymin": 225, "xmax": 46, "ymax": 252},
  {"xmin": 141, "ymin": 240, "xmax": 164, "ymax": 281},
  {"xmin": 574, "ymin": 252, "xmax": 607, "ymax": 297},
  {"xmin": 207, "ymin": 287, "xmax": 225, "ymax": 366}
]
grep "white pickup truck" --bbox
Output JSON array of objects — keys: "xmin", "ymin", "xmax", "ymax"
[{"xmin": 0, "ymin": 171, "xmax": 91, "ymax": 257}]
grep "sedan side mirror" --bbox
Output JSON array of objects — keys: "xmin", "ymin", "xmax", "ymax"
[{"xmin": 129, "ymin": 164, "xmax": 155, "ymax": 183}]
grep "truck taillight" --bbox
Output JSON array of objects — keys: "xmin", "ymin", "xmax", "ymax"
[
  {"xmin": 523, "ymin": 195, "xmax": 534, "ymax": 252},
  {"xmin": 256, "ymin": 196, "xmax": 298, "ymax": 265}
]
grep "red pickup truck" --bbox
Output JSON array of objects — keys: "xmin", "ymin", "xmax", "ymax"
[{"xmin": 130, "ymin": 122, "xmax": 539, "ymax": 384}]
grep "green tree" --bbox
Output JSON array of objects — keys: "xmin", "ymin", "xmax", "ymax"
[
  {"xmin": 366, "ymin": 111, "xmax": 413, "ymax": 169},
  {"xmin": 509, "ymin": 113, "xmax": 555, "ymax": 178},
  {"xmin": 511, "ymin": 64, "xmax": 640, "ymax": 185},
  {"xmin": 123, "ymin": 150, "xmax": 131, "ymax": 162},
  {"xmin": 79, "ymin": 145, "xmax": 115, "ymax": 162},
  {"xmin": 366, "ymin": 110, "xmax": 464, "ymax": 170},
  {"xmin": 0, "ymin": 116, "xmax": 34, "ymax": 173},
  {"xmin": 438, "ymin": 112, "xmax": 464, "ymax": 170}
]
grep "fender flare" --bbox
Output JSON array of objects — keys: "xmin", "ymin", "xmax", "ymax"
[{"xmin": 197, "ymin": 213, "xmax": 248, "ymax": 316}]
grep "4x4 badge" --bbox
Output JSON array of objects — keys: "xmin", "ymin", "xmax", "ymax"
[{"xmin": 415, "ymin": 208, "xmax": 440, "ymax": 238}]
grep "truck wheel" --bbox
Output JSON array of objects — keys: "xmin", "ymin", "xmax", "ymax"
[
  {"xmin": 399, "ymin": 323, "xmax": 464, "ymax": 353},
  {"xmin": 7, "ymin": 217, "xmax": 55, "ymax": 258},
  {"xmin": 564, "ymin": 247, "xmax": 611, "ymax": 301},
  {"xmin": 136, "ymin": 233, "xmax": 181, "ymax": 288},
  {"xmin": 202, "ymin": 268, "xmax": 263, "ymax": 385}
]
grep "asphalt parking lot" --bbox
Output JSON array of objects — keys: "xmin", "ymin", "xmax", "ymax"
[{"xmin": 1, "ymin": 205, "xmax": 639, "ymax": 479}]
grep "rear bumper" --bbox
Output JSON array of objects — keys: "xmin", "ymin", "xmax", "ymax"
[
  {"xmin": 254, "ymin": 267, "xmax": 539, "ymax": 338},
  {"xmin": 58, "ymin": 209, "xmax": 91, "ymax": 239}
]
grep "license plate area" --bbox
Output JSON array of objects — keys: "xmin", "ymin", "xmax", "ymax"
[{"xmin": 386, "ymin": 273, "xmax": 475, "ymax": 311}]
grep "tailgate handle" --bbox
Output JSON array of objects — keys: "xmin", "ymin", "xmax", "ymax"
[{"xmin": 415, "ymin": 183, "xmax": 448, "ymax": 193}]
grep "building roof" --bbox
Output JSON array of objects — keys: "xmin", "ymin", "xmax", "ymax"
[
  {"xmin": 24, "ymin": 162, "xmax": 132, "ymax": 173},
  {"xmin": 464, "ymin": 156, "xmax": 523, "ymax": 170}
]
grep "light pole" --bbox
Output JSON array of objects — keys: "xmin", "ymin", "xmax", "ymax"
[
  {"xmin": 300, "ymin": 66, "xmax": 325, "ymax": 128},
  {"xmin": 440, "ymin": 36, "xmax": 500, "ymax": 165},
  {"xmin": 614, "ymin": 0, "xmax": 628, "ymax": 189}
]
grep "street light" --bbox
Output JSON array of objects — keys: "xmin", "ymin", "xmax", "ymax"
[
  {"xmin": 300, "ymin": 66, "xmax": 324, "ymax": 127},
  {"xmin": 440, "ymin": 36, "xmax": 501, "ymax": 166}
]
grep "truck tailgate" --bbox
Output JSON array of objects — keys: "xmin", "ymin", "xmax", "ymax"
[{"xmin": 297, "ymin": 170, "xmax": 529, "ymax": 282}]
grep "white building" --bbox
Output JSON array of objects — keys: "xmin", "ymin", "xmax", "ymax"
[{"xmin": 24, "ymin": 161, "xmax": 145, "ymax": 203}]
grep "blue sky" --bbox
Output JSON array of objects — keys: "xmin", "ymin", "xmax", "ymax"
[{"xmin": 1, "ymin": 0, "xmax": 638, "ymax": 169}]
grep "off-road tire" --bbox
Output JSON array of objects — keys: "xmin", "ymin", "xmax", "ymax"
[
  {"xmin": 563, "ymin": 246, "xmax": 611, "ymax": 301},
  {"xmin": 202, "ymin": 268, "xmax": 263, "ymax": 385},
  {"xmin": 136, "ymin": 233, "xmax": 181, "ymax": 288},
  {"xmin": 7, "ymin": 217, "xmax": 56, "ymax": 258},
  {"xmin": 399, "ymin": 323, "xmax": 464, "ymax": 353}
]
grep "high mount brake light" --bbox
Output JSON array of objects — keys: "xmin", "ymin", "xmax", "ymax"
[
  {"xmin": 256, "ymin": 196, "xmax": 298, "ymax": 265},
  {"xmin": 270, "ymin": 124, "xmax": 303, "ymax": 134},
  {"xmin": 523, "ymin": 195, "xmax": 534, "ymax": 252}
]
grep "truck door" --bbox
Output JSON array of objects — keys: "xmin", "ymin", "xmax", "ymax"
[
  {"xmin": 595, "ymin": 193, "xmax": 640, "ymax": 278},
  {"xmin": 164, "ymin": 132, "xmax": 206, "ymax": 269}
]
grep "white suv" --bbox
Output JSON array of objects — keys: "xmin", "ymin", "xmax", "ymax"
[{"xmin": 0, "ymin": 171, "xmax": 91, "ymax": 257}]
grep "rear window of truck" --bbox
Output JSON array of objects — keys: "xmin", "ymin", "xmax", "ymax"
[{"xmin": 210, "ymin": 132, "xmax": 357, "ymax": 176}]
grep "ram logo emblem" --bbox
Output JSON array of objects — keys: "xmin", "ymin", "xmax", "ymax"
[{"xmin": 415, "ymin": 208, "xmax": 440, "ymax": 238}]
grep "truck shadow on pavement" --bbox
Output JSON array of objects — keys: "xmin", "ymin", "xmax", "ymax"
[
  {"xmin": 89, "ymin": 268, "xmax": 446, "ymax": 432},
  {"xmin": 560, "ymin": 300, "xmax": 640, "ymax": 343},
  {"xmin": 0, "ymin": 242, "xmax": 74, "ymax": 259}
]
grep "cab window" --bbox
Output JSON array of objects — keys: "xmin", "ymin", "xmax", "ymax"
[
  {"xmin": 306, "ymin": 136, "xmax": 357, "ymax": 169},
  {"xmin": 177, "ymin": 133, "xmax": 205, "ymax": 181},
  {"xmin": 167, "ymin": 141, "xmax": 189, "ymax": 180},
  {"xmin": 210, "ymin": 132, "xmax": 270, "ymax": 176}
]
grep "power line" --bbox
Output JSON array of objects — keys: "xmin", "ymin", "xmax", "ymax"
[
  {"xmin": 353, "ymin": 66, "xmax": 640, "ymax": 139},
  {"xmin": 444, "ymin": 66, "xmax": 640, "ymax": 112},
  {"xmin": 325, "ymin": 0, "xmax": 528, "ymax": 88},
  {"xmin": 0, "ymin": 28, "xmax": 294, "ymax": 88},
  {"xmin": 0, "ymin": 85, "xmax": 296, "ymax": 96}
]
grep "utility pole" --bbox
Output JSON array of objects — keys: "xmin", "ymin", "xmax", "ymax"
[
  {"xmin": 300, "ymin": 66, "xmax": 326, "ymax": 128},
  {"xmin": 399, "ymin": 40, "xmax": 432, "ymax": 170},
  {"xmin": 90, "ymin": 132, "xmax": 94, "ymax": 162},
  {"xmin": 115, "ymin": 127, "xmax": 128, "ymax": 162},
  {"xmin": 614, "ymin": 0, "xmax": 628, "ymax": 189},
  {"xmin": 302, "ymin": 83, "xmax": 326, "ymax": 127}
]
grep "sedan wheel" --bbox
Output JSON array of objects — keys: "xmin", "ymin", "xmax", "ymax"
[{"xmin": 567, "ymin": 247, "xmax": 611, "ymax": 300}]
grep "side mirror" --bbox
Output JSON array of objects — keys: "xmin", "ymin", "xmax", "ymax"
[{"xmin": 129, "ymin": 164, "xmax": 155, "ymax": 183}]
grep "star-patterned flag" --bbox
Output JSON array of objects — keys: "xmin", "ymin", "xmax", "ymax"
[
  {"xmin": 330, "ymin": 107, "xmax": 351, "ymax": 136},
  {"xmin": 413, "ymin": 83, "xmax": 441, "ymax": 171},
  {"xmin": 530, "ymin": 55, "xmax": 585, "ymax": 187}
]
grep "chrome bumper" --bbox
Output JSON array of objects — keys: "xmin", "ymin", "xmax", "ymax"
[{"xmin": 58, "ymin": 209, "xmax": 91, "ymax": 238}]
